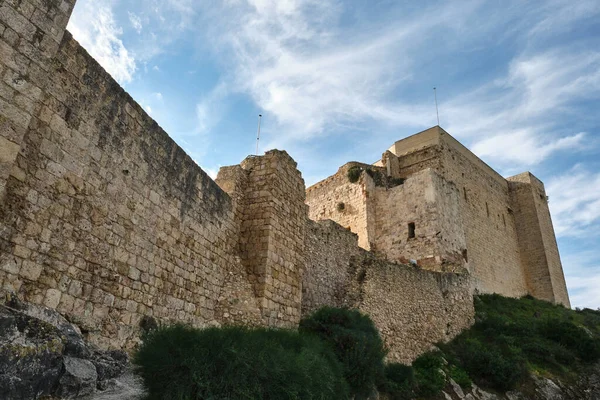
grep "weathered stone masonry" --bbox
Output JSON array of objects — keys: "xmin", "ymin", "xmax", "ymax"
[
  {"xmin": 307, "ymin": 126, "xmax": 570, "ymax": 307},
  {"xmin": 303, "ymin": 219, "xmax": 474, "ymax": 362},
  {"xmin": 0, "ymin": 0, "xmax": 565, "ymax": 366}
]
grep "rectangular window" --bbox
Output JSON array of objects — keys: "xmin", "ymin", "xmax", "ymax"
[
  {"xmin": 408, "ymin": 222, "xmax": 415, "ymax": 239},
  {"xmin": 486, "ymin": 202, "xmax": 490, "ymax": 217}
]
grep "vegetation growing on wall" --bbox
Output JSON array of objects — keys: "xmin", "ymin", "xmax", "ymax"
[{"xmin": 347, "ymin": 166, "xmax": 362, "ymax": 183}]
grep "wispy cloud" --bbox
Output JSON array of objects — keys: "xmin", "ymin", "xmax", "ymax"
[
  {"xmin": 547, "ymin": 165, "xmax": 600, "ymax": 238},
  {"xmin": 195, "ymin": 82, "xmax": 229, "ymax": 136},
  {"xmin": 472, "ymin": 130, "xmax": 586, "ymax": 166},
  {"xmin": 128, "ymin": 12, "xmax": 143, "ymax": 34},
  {"xmin": 444, "ymin": 49, "xmax": 600, "ymax": 169},
  {"xmin": 209, "ymin": 0, "xmax": 477, "ymax": 146},
  {"xmin": 67, "ymin": 3, "xmax": 136, "ymax": 83},
  {"xmin": 563, "ymin": 250, "xmax": 600, "ymax": 309}
]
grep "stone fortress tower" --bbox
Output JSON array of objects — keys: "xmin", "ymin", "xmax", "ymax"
[{"xmin": 306, "ymin": 126, "xmax": 570, "ymax": 307}]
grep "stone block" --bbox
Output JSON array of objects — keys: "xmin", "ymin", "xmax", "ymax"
[
  {"xmin": 20, "ymin": 260, "xmax": 42, "ymax": 281},
  {"xmin": 44, "ymin": 288, "xmax": 62, "ymax": 308}
]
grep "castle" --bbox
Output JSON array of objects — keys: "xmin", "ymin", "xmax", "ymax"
[
  {"xmin": 307, "ymin": 126, "xmax": 570, "ymax": 307},
  {"xmin": 0, "ymin": 0, "xmax": 568, "ymax": 364}
]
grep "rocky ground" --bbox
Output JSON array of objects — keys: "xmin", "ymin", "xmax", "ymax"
[
  {"xmin": 0, "ymin": 294, "xmax": 144, "ymax": 400},
  {"xmin": 432, "ymin": 365, "xmax": 600, "ymax": 400}
]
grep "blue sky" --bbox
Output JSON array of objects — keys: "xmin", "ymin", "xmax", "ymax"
[{"xmin": 67, "ymin": 0, "xmax": 599, "ymax": 309}]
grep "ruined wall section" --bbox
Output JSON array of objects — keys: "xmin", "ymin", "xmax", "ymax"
[
  {"xmin": 302, "ymin": 218, "xmax": 474, "ymax": 364},
  {"xmin": 348, "ymin": 253, "xmax": 474, "ymax": 363},
  {"xmin": 0, "ymin": 31, "xmax": 263, "ymax": 349},
  {"xmin": 0, "ymin": 0, "xmax": 75, "ymax": 199},
  {"xmin": 508, "ymin": 173, "xmax": 570, "ymax": 306},
  {"xmin": 371, "ymin": 169, "xmax": 467, "ymax": 272},
  {"xmin": 306, "ymin": 163, "xmax": 376, "ymax": 250},
  {"xmin": 238, "ymin": 151, "xmax": 306, "ymax": 327},
  {"xmin": 302, "ymin": 219, "xmax": 359, "ymax": 315}
]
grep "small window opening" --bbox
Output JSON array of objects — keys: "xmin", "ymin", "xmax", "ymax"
[
  {"xmin": 486, "ymin": 202, "xmax": 490, "ymax": 217},
  {"xmin": 408, "ymin": 222, "xmax": 415, "ymax": 239},
  {"xmin": 462, "ymin": 249, "xmax": 468, "ymax": 262},
  {"xmin": 463, "ymin": 187, "xmax": 467, "ymax": 201},
  {"xmin": 502, "ymin": 214, "xmax": 506, "ymax": 227}
]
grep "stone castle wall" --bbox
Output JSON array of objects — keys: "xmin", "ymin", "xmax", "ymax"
[
  {"xmin": 508, "ymin": 173, "xmax": 570, "ymax": 306},
  {"xmin": 0, "ymin": 0, "xmax": 76, "ymax": 200},
  {"xmin": 372, "ymin": 168, "xmax": 467, "ymax": 271},
  {"xmin": 303, "ymin": 219, "xmax": 474, "ymax": 363},
  {"xmin": 228, "ymin": 151, "xmax": 306, "ymax": 327},
  {"xmin": 306, "ymin": 162, "xmax": 377, "ymax": 250},
  {"xmin": 309, "ymin": 127, "xmax": 569, "ymax": 306},
  {"xmin": 0, "ymin": 23, "xmax": 272, "ymax": 348},
  {"xmin": 434, "ymin": 133, "xmax": 529, "ymax": 297}
]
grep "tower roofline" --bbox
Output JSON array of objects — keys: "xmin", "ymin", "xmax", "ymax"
[{"xmin": 387, "ymin": 126, "xmax": 508, "ymax": 186}]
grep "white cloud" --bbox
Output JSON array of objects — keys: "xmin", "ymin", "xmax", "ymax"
[
  {"xmin": 154, "ymin": 92, "xmax": 163, "ymax": 101},
  {"xmin": 203, "ymin": 0, "xmax": 486, "ymax": 148},
  {"xmin": 67, "ymin": 4, "xmax": 136, "ymax": 83},
  {"xmin": 441, "ymin": 49, "xmax": 600, "ymax": 168},
  {"xmin": 562, "ymin": 251, "xmax": 600, "ymax": 309},
  {"xmin": 546, "ymin": 165, "xmax": 600, "ymax": 238},
  {"xmin": 203, "ymin": 166, "xmax": 219, "ymax": 180},
  {"xmin": 128, "ymin": 12, "xmax": 143, "ymax": 34},
  {"xmin": 145, "ymin": 105, "xmax": 152, "ymax": 114},
  {"xmin": 195, "ymin": 82, "xmax": 229, "ymax": 136},
  {"xmin": 472, "ymin": 130, "xmax": 585, "ymax": 165}
]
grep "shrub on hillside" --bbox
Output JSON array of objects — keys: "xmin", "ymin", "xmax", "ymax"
[
  {"xmin": 134, "ymin": 324, "xmax": 349, "ymax": 400},
  {"xmin": 299, "ymin": 307, "xmax": 386, "ymax": 399},
  {"xmin": 412, "ymin": 351, "xmax": 446, "ymax": 397},
  {"xmin": 540, "ymin": 319, "xmax": 600, "ymax": 362},
  {"xmin": 449, "ymin": 337, "xmax": 526, "ymax": 392},
  {"xmin": 379, "ymin": 363, "xmax": 415, "ymax": 400}
]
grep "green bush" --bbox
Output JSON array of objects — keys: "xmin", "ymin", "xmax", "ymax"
[
  {"xmin": 461, "ymin": 338, "xmax": 524, "ymax": 391},
  {"xmin": 390, "ymin": 177, "xmax": 405, "ymax": 186},
  {"xmin": 380, "ymin": 363, "xmax": 415, "ymax": 400},
  {"xmin": 347, "ymin": 166, "xmax": 362, "ymax": 183},
  {"xmin": 299, "ymin": 307, "xmax": 386, "ymax": 399},
  {"xmin": 539, "ymin": 319, "xmax": 600, "ymax": 362},
  {"xmin": 448, "ymin": 365, "xmax": 471, "ymax": 388},
  {"xmin": 135, "ymin": 324, "xmax": 349, "ymax": 400},
  {"xmin": 412, "ymin": 351, "xmax": 446, "ymax": 397}
]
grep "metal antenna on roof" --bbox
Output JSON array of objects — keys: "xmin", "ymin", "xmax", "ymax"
[
  {"xmin": 434, "ymin": 87, "xmax": 440, "ymax": 126},
  {"xmin": 255, "ymin": 114, "xmax": 262, "ymax": 155}
]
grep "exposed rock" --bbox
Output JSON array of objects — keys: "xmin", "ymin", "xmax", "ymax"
[
  {"xmin": 0, "ymin": 305, "xmax": 65, "ymax": 399},
  {"xmin": 0, "ymin": 296, "xmax": 130, "ymax": 399},
  {"xmin": 449, "ymin": 378, "xmax": 465, "ymax": 398},
  {"xmin": 56, "ymin": 357, "xmax": 98, "ymax": 399},
  {"xmin": 84, "ymin": 370, "xmax": 146, "ymax": 400},
  {"xmin": 440, "ymin": 364, "xmax": 600, "ymax": 400},
  {"xmin": 91, "ymin": 349, "xmax": 129, "ymax": 383}
]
